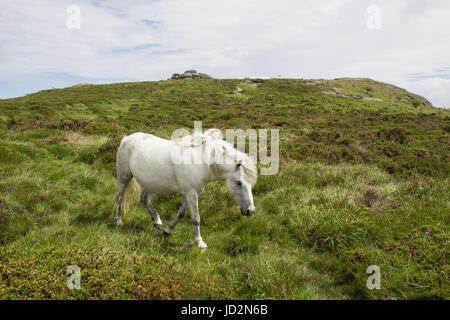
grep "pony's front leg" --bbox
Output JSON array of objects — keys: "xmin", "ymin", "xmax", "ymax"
[
  {"xmin": 163, "ymin": 196, "xmax": 188, "ymax": 235},
  {"xmin": 186, "ymin": 192, "xmax": 207, "ymax": 248}
]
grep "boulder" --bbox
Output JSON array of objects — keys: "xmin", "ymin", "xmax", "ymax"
[
  {"xmin": 170, "ymin": 70, "xmax": 212, "ymax": 80},
  {"xmin": 362, "ymin": 97, "xmax": 384, "ymax": 102},
  {"xmin": 180, "ymin": 73, "xmax": 193, "ymax": 79},
  {"xmin": 71, "ymin": 83, "xmax": 91, "ymax": 87}
]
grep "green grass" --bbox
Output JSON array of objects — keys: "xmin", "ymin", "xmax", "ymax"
[{"xmin": 0, "ymin": 78, "xmax": 449, "ymax": 299}]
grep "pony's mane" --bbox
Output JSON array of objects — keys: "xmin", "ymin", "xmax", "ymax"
[
  {"xmin": 237, "ymin": 151, "xmax": 258, "ymax": 186},
  {"xmin": 172, "ymin": 129, "xmax": 258, "ymax": 186},
  {"xmin": 172, "ymin": 129, "xmax": 221, "ymax": 147}
]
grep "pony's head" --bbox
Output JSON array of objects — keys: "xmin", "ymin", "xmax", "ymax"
[
  {"xmin": 174, "ymin": 129, "xmax": 258, "ymax": 216},
  {"xmin": 207, "ymin": 138, "xmax": 257, "ymax": 216},
  {"xmin": 224, "ymin": 158, "xmax": 257, "ymax": 216}
]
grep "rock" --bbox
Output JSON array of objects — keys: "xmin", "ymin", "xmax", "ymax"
[
  {"xmin": 362, "ymin": 97, "xmax": 383, "ymax": 102},
  {"xmin": 180, "ymin": 73, "xmax": 192, "ymax": 79},
  {"xmin": 335, "ymin": 77, "xmax": 373, "ymax": 82},
  {"xmin": 244, "ymin": 81, "xmax": 258, "ymax": 88},
  {"xmin": 332, "ymin": 87, "xmax": 344, "ymax": 95},
  {"xmin": 404, "ymin": 94, "xmax": 432, "ymax": 107},
  {"xmin": 352, "ymin": 94, "xmax": 383, "ymax": 102},
  {"xmin": 322, "ymin": 89, "xmax": 349, "ymax": 98},
  {"xmin": 170, "ymin": 70, "xmax": 212, "ymax": 80},
  {"xmin": 71, "ymin": 83, "xmax": 91, "ymax": 87}
]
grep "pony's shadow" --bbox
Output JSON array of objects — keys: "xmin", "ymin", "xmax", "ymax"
[
  {"xmin": 159, "ymin": 234, "xmax": 197, "ymax": 255},
  {"xmin": 69, "ymin": 202, "xmax": 198, "ymax": 253},
  {"xmin": 114, "ymin": 221, "xmax": 152, "ymax": 234},
  {"xmin": 70, "ymin": 211, "xmax": 152, "ymax": 235}
]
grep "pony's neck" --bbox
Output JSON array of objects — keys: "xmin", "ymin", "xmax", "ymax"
[
  {"xmin": 208, "ymin": 162, "xmax": 229, "ymax": 182},
  {"xmin": 204, "ymin": 139, "xmax": 238, "ymax": 182}
]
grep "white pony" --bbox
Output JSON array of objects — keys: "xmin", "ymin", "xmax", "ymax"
[{"xmin": 114, "ymin": 129, "xmax": 257, "ymax": 248}]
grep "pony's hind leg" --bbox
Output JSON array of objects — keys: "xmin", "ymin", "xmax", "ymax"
[
  {"xmin": 115, "ymin": 178, "xmax": 131, "ymax": 227},
  {"xmin": 115, "ymin": 136, "xmax": 133, "ymax": 227},
  {"xmin": 141, "ymin": 191, "xmax": 163, "ymax": 231},
  {"xmin": 163, "ymin": 196, "xmax": 188, "ymax": 235}
]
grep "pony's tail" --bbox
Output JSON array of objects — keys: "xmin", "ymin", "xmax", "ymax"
[{"xmin": 112, "ymin": 178, "xmax": 141, "ymax": 217}]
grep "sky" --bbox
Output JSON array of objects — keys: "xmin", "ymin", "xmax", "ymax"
[{"xmin": 1, "ymin": 0, "xmax": 449, "ymax": 108}]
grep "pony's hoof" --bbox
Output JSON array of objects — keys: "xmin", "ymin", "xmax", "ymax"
[
  {"xmin": 153, "ymin": 224, "xmax": 163, "ymax": 231},
  {"xmin": 163, "ymin": 227, "xmax": 171, "ymax": 235},
  {"xmin": 116, "ymin": 219, "xmax": 123, "ymax": 227},
  {"xmin": 197, "ymin": 241, "xmax": 208, "ymax": 249}
]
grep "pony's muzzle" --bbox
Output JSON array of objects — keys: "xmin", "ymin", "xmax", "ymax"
[{"xmin": 241, "ymin": 207, "xmax": 255, "ymax": 216}]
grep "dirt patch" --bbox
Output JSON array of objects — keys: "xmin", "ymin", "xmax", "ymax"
[
  {"xmin": 377, "ymin": 128, "xmax": 408, "ymax": 144},
  {"xmin": 59, "ymin": 132, "xmax": 107, "ymax": 147},
  {"xmin": 53, "ymin": 119, "xmax": 90, "ymax": 131},
  {"xmin": 360, "ymin": 189, "xmax": 394, "ymax": 210}
]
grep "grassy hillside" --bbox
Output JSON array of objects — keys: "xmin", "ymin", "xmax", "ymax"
[{"xmin": 0, "ymin": 78, "xmax": 448, "ymax": 299}]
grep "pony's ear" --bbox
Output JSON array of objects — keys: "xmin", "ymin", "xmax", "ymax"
[{"xmin": 204, "ymin": 128, "xmax": 223, "ymax": 141}]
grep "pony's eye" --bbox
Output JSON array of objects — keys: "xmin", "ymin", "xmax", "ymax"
[{"xmin": 236, "ymin": 181, "xmax": 242, "ymax": 186}]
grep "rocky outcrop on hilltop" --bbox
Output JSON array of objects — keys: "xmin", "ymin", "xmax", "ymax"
[{"xmin": 170, "ymin": 70, "xmax": 212, "ymax": 80}]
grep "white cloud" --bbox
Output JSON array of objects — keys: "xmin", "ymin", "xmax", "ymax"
[{"xmin": 0, "ymin": 0, "xmax": 449, "ymax": 108}]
